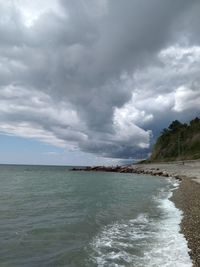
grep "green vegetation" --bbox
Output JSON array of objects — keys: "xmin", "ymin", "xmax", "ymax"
[{"xmin": 150, "ymin": 117, "xmax": 200, "ymax": 161}]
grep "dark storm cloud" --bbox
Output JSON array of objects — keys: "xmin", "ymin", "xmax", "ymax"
[{"xmin": 0, "ymin": 0, "xmax": 200, "ymax": 160}]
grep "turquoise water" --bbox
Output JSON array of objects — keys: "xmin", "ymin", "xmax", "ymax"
[{"xmin": 0, "ymin": 165, "xmax": 191, "ymax": 267}]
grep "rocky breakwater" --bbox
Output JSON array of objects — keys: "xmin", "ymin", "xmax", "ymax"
[{"xmin": 71, "ymin": 165, "xmax": 181, "ymax": 180}]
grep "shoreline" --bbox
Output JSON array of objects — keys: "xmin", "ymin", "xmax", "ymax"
[
  {"xmin": 72, "ymin": 160, "xmax": 200, "ymax": 266},
  {"xmin": 135, "ymin": 161, "xmax": 200, "ymax": 266},
  {"xmin": 171, "ymin": 177, "xmax": 200, "ymax": 267}
]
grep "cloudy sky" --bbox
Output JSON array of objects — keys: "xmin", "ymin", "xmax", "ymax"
[{"xmin": 0, "ymin": 0, "xmax": 200, "ymax": 165}]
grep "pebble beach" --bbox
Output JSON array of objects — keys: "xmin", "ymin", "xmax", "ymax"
[
  {"xmin": 73, "ymin": 159, "xmax": 200, "ymax": 266},
  {"xmin": 137, "ymin": 160, "xmax": 200, "ymax": 267}
]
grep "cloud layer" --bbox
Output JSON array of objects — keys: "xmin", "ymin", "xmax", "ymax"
[{"xmin": 0, "ymin": 0, "xmax": 200, "ymax": 160}]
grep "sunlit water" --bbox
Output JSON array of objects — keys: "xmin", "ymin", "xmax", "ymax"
[{"xmin": 0, "ymin": 165, "xmax": 192, "ymax": 267}]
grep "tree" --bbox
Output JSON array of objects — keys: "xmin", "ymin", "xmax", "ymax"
[{"xmin": 168, "ymin": 120, "xmax": 183, "ymax": 131}]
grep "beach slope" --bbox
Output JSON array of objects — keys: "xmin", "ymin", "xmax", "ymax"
[{"xmin": 136, "ymin": 160, "xmax": 200, "ymax": 267}]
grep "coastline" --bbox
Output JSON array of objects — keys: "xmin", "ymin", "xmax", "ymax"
[
  {"xmin": 171, "ymin": 177, "xmax": 200, "ymax": 267},
  {"xmin": 72, "ymin": 160, "xmax": 200, "ymax": 266},
  {"xmin": 136, "ymin": 161, "xmax": 200, "ymax": 267}
]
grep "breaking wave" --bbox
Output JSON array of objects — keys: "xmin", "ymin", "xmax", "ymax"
[{"xmin": 90, "ymin": 178, "xmax": 192, "ymax": 267}]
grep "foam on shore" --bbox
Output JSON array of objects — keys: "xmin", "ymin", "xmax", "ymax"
[{"xmin": 90, "ymin": 178, "xmax": 192, "ymax": 267}]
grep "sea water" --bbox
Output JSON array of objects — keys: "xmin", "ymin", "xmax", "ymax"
[{"xmin": 0, "ymin": 165, "xmax": 192, "ymax": 267}]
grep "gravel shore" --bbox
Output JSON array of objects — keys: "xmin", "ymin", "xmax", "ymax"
[
  {"xmin": 138, "ymin": 160, "xmax": 200, "ymax": 267},
  {"xmin": 135, "ymin": 160, "xmax": 200, "ymax": 184},
  {"xmin": 73, "ymin": 160, "xmax": 200, "ymax": 266},
  {"xmin": 171, "ymin": 177, "xmax": 200, "ymax": 267}
]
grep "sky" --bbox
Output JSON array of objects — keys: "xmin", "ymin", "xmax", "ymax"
[{"xmin": 0, "ymin": 0, "xmax": 200, "ymax": 166}]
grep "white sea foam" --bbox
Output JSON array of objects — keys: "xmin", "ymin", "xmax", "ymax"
[
  {"xmin": 142, "ymin": 196, "xmax": 192, "ymax": 267},
  {"xmin": 90, "ymin": 179, "xmax": 192, "ymax": 267}
]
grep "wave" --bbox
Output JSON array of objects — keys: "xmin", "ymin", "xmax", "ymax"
[{"xmin": 89, "ymin": 178, "xmax": 192, "ymax": 267}]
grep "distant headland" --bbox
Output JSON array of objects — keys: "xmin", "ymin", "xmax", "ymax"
[{"xmin": 149, "ymin": 117, "xmax": 200, "ymax": 162}]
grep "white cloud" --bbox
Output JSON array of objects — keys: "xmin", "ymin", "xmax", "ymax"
[
  {"xmin": 16, "ymin": 0, "xmax": 66, "ymax": 27},
  {"xmin": 173, "ymin": 86, "xmax": 200, "ymax": 112},
  {"xmin": 114, "ymin": 102, "xmax": 153, "ymax": 128},
  {"xmin": 0, "ymin": 85, "xmax": 84, "ymax": 149},
  {"xmin": 0, "ymin": 0, "xmax": 200, "ymax": 161}
]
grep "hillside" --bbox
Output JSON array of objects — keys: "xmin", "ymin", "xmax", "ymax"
[{"xmin": 150, "ymin": 117, "xmax": 200, "ymax": 161}]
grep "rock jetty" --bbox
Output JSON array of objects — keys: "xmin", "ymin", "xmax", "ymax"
[{"xmin": 71, "ymin": 165, "xmax": 181, "ymax": 180}]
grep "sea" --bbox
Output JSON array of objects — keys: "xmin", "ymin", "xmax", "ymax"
[{"xmin": 0, "ymin": 165, "xmax": 192, "ymax": 267}]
